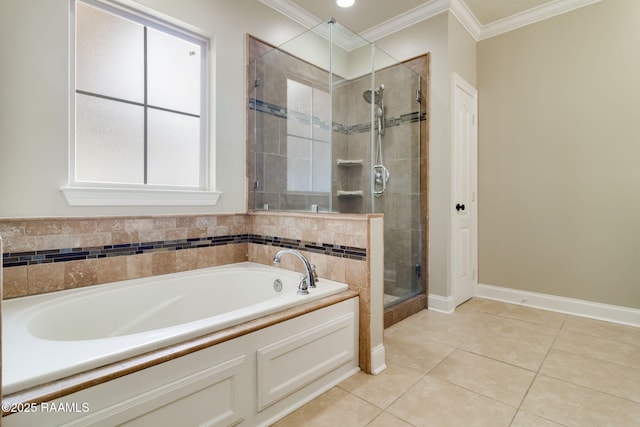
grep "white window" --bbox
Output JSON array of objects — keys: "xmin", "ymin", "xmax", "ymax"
[{"xmin": 63, "ymin": 0, "xmax": 219, "ymax": 206}]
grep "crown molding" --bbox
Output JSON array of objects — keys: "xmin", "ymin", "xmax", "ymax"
[
  {"xmin": 449, "ymin": 0, "xmax": 482, "ymax": 41},
  {"xmin": 258, "ymin": 0, "xmax": 450, "ymax": 51},
  {"xmin": 258, "ymin": 0, "xmax": 602, "ymax": 46},
  {"xmin": 257, "ymin": 0, "xmax": 366, "ymax": 50},
  {"xmin": 478, "ymin": 0, "xmax": 602, "ymax": 40},
  {"xmin": 359, "ymin": 0, "xmax": 450, "ymax": 43},
  {"xmin": 257, "ymin": 0, "xmax": 321, "ymax": 29}
]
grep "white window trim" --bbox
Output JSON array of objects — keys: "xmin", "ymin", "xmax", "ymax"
[
  {"xmin": 65, "ymin": 0, "xmax": 219, "ymax": 207},
  {"xmin": 61, "ymin": 186, "xmax": 221, "ymax": 206}
]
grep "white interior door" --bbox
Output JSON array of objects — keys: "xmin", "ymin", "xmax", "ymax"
[{"xmin": 452, "ymin": 73, "xmax": 478, "ymax": 307}]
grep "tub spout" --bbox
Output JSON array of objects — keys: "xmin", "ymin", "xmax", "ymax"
[{"xmin": 272, "ymin": 249, "xmax": 316, "ymax": 292}]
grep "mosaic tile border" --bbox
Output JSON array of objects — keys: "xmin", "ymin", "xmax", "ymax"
[
  {"xmin": 252, "ymin": 98, "xmax": 332, "ymax": 127},
  {"xmin": 2, "ymin": 234, "xmax": 367, "ymax": 268},
  {"xmin": 250, "ymin": 98, "xmax": 426, "ymax": 135},
  {"xmin": 249, "ymin": 235, "xmax": 367, "ymax": 259}
]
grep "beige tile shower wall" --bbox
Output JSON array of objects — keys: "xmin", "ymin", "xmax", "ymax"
[
  {"xmin": 249, "ymin": 211, "xmax": 368, "ymax": 248},
  {"xmin": 248, "ymin": 212, "xmax": 370, "ymax": 291},
  {"xmin": 0, "ymin": 214, "xmax": 249, "ymax": 298}
]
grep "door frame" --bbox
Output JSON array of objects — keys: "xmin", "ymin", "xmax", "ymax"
[{"xmin": 450, "ymin": 73, "xmax": 478, "ymax": 308}]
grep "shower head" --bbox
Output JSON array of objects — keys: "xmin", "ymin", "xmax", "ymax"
[
  {"xmin": 364, "ymin": 84, "xmax": 385, "ymax": 135},
  {"xmin": 363, "ymin": 89, "xmax": 380, "ymax": 104},
  {"xmin": 363, "ymin": 84, "xmax": 385, "ymax": 105}
]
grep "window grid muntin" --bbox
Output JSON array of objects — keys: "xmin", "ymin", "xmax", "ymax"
[{"xmin": 74, "ymin": 0, "xmax": 207, "ymax": 189}]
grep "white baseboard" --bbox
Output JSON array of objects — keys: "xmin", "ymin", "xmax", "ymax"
[
  {"xmin": 370, "ymin": 344, "xmax": 387, "ymax": 375},
  {"xmin": 428, "ymin": 294, "xmax": 455, "ymax": 314},
  {"xmin": 477, "ymin": 283, "xmax": 640, "ymax": 327}
]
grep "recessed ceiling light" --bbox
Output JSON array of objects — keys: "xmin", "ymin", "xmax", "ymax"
[{"xmin": 337, "ymin": 0, "xmax": 355, "ymax": 8}]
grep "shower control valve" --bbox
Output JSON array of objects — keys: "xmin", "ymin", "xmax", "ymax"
[{"xmin": 373, "ymin": 164, "xmax": 390, "ymax": 195}]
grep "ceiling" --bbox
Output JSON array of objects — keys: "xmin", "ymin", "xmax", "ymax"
[{"xmin": 259, "ymin": 0, "xmax": 600, "ymax": 42}]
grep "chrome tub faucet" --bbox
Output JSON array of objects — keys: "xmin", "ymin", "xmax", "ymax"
[{"xmin": 272, "ymin": 249, "xmax": 317, "ymax": 295}]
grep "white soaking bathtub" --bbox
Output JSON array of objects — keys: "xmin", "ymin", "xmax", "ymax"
[{"xmin": 2, "ymin": 261, "xmax": 349, "ymax": 395}]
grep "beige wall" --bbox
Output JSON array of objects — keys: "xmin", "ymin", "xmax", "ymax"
[
  {"xmin": 477, "ymin": 0, "xmax": 640, "ymax": 308},
  {"xmin": 448, "ymin": 13, "xmax": 476, "ymax": 88}
]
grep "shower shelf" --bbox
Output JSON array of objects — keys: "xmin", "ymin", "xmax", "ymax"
[
  {"xmin": 337, "ymin": 159, "xmax": 364, "ymax": 167},
  {"xmin": 336, "ymin": 190, "xmax": 364, "ymax": 198}
]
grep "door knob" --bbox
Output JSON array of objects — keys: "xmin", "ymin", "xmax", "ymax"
[{"xmin": 456, "ymin": 203, "xmax": 466, "ymax": 212}]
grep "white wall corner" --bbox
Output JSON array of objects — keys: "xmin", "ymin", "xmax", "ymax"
[
  {"xmin": 428, "ymin": 293, "xmax": 456, "ymax": 314},
  {"xmin": 370, "ymin": 344, "xmax": 387, "ymax": 375},
  {"xmin": 477, "ymin": 283, "xmax": 640, "ymax": 327}
]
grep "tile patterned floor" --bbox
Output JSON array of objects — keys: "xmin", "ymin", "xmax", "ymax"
[{"xmin": 272, "ymin": 298, "xmax": 640, "ymax": 426}]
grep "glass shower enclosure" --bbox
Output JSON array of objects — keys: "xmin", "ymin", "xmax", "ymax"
[{"xmin": 248, "ymin": 20, "xmax": 427, "ymax": 318}]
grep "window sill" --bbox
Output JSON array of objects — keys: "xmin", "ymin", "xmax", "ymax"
[{"xmin": 60, "ymin": 187, "xmax": 222, "ymax": 207}]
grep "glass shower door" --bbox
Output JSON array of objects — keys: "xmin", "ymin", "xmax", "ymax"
[
  {"xmin": 369, "ymin": 56, "xmax": 423, "ymax": 308},
  {"xmin": 248, "ymin": 28, "xmax": 428, "ymax": 315}
]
